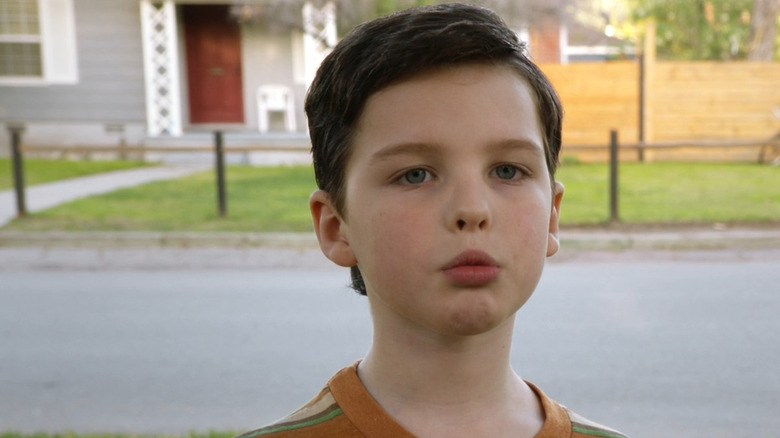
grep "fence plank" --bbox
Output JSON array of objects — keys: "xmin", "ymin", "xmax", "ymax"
[{"xmin": 540, "ymin": 60, "xmax": 780, "ymax": 162}]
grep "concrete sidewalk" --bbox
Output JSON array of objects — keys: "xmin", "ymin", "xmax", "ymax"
[
  {"xmin": 0, "ymin": 164, "xmax": 209, "ymax": 228},
  {"xmin": 1, "ymin": 225, "xmax": 780, "ymax": 271},
  {"xmin": 2, "ymin": 226, "xmax": 780, "ymax": 251},
  {"xmin": 1, "ymin": 228, "xmax": 779, "ymax": 272}
]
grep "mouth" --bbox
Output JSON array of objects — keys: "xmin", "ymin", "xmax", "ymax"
[{"xmin": 442, "ymin": 250, "xmax": 500, "ymax": 287}]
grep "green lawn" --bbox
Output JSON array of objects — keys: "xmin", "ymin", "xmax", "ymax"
[
  {"xmin": 0, "ymin": 158, "xmax": 152, "ymax": 191},
  {"xmin": 556, "ymin": 162, "xmax": 780, "ymax": 224},
  {"xmin": 2, "ymin": 162, "xmax": 779, "ymax": 232},
  {"xmin": 4, "ymin": 165, "xmax": 318, "ymax": 232}
]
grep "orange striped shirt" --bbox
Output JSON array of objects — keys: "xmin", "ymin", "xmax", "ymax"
[{"xmin": 238, "ymin": 363, "xmax": 628, "ymax": 438}]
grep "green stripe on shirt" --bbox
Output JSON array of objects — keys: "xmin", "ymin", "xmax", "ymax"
[
  {"xmin": 572, "ymin": 425, "xmax": 627, "ymax": 438},
  {"xmin": 251, "ymin": 407, "xmax": 344, "ymax": 436}
]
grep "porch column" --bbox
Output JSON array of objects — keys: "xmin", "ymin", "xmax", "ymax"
[{"xmin": 140, "ymin": 0, "xmax": 183, "ymax": 136}]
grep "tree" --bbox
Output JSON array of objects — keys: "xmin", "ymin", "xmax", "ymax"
[
  {"xmin": 627, "ymin": 0, "xmax": 780, "ymax": 60},
  {"xmin": 748, "ymin": 0, "xmax": 780, "ymax": 60},
  {"xmin": 229, "ymin": 0, "xmax": 580, "ymax": 47},
  {"xmin": 229, "ymin": 0, "xmax": 438, "ymax": 45}
]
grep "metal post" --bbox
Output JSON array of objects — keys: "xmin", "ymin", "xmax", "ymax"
[
  {"xmin": 214, "ymin": 130, "xmax": 227, "ymax": 218},
  {"xmin": 8, "ymin": 124, "xmax": 27, "ymax": 218},
  {"xmin": 638, "ymin": 53, "xmax": 646, "ymax": 163},
  {"xmin": 105, "ymin": 123, "xmax": 127, "ymax": 161},
  {"xmin": 609, "ymin": 130, "xmax": 619, "ymax": 224}
]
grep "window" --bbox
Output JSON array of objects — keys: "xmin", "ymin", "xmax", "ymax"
[
  {"xmin": 0, "ymin": 0, "xmax": 78, "ymax": 84},
  {"xmin": 0, "ymin": 0, "xmax": 42, "ymax": 76}
]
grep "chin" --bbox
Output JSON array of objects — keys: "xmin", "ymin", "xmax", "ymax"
[{"xmin": 440, "ymin": 300, "xmax": 511, "ymax": 337}]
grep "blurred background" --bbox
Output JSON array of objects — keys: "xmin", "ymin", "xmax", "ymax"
[
  {"xmin": 1, "ymin": 1, "xmax": 779, "ymax": 438},
  {"xmin": 1, "ymin": 0, "xmax": 778, "ymax": 163}
]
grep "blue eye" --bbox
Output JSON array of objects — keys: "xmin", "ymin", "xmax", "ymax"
[
  {"xmin": 403, "ymin": 169, "xmax": 430, "ymax": 184},
  {"xmin": 495, "ymin": 165, "xmax": 518, "ymax": 180}
]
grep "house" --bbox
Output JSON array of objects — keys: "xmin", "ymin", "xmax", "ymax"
[
  {"xmin": 0, "ymin": 0, "xmax": 334, "ymax": 162},
  {"xmin": 523, "ymin": 7, "xmax": 635, "ymax": 64},
  {"xmin": 563, "ymin": 19, "xmax": 635, "ymax": 63},
  {"xmin": 0, "ymin": 0, "xmax": 629, "ymax": 162}
]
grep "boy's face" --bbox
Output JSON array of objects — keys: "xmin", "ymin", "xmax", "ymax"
[{"xmin": 311, "ymin": 63, "xmax": 563, "ymax": 338}]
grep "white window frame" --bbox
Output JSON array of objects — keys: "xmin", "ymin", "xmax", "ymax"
[{"xmin": 0, "ymin": 0, "xmax": 79, "ymax": 85}]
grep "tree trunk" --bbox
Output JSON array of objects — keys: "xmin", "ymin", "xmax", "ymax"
[{"xmin": 748, "ymin": 0, "xmax": 780, "ymax": 61}]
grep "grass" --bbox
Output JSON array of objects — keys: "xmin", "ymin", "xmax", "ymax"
[
  {"xmin": 0, "ymin": 158, "xmax": 152, "ymax": 191},
  {"xmin": 4, "ymin": 165, "xmax": 317, "ymax": 232},
  {"xmin": 2, "ymin": 162, "xmax": 779, "ymax": 232},
  {"xmin": 556, "ymin": 162, "xmax": 780, "ymax": 225}
]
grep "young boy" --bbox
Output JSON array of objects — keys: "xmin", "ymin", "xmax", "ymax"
[{"xmin": 239, "ymin": 4, "xmax": 627, "ymax": 438}]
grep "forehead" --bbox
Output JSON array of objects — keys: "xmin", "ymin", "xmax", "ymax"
[{"xmin": 350, "ymin": 63, "xmax": 544, "ymax": 159}]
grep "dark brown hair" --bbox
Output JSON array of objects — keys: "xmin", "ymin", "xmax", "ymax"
[{"xmin": 305, "ymin": 3, "xmax": 563, "ymax": 295}]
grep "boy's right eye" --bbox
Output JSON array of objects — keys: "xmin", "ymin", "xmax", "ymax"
[{"xmin": 401, "ymin": 168, "xmax": 431, "ymax": 185}]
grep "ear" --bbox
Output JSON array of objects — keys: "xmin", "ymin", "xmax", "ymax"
[
  {"xmin": 309, "ymin": 190, "xmax": 358, "ymax": 267},
  {"xmin": 546, "ymin": 182, "xmax": 564, "ymax": 257}
]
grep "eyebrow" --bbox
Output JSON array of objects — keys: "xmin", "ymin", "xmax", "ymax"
[
  {"xmin": 489, "ymin": 138, "xmax": 545, "ymax": 158},
  {"xmin": 368, "ymin": 142, "xmax": 443, "ymax": 165},
  {"xmin": 369, "ymin": 138, "xmax": 544, "ymax": 164}
]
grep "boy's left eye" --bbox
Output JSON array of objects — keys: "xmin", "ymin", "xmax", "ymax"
[
  {"xmin": 401, "ymin": 168, "xmax": 432, "ymax": 185},
  {"xmin": 493, "ymin": 165, "xmax": 520, "ymax": 180}
]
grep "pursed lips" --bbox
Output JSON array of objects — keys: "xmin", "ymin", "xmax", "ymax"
[{"xmin": 442, "ymin": 249, "xmax": 501, "ymax": 287}]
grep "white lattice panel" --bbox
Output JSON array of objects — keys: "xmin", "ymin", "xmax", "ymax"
[{"xmin": 140, "ymin": 0, "xmax": 182, "ymax": 136}]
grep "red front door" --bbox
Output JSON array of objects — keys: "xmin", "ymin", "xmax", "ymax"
[{"xmin": 183, "ymin": 5, "xmax": 245, "ymax": 124}]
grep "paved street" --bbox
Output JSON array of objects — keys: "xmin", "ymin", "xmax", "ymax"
[{"xmin": 1, "ymin": 247, "xmax": 779, "ymax": 438}]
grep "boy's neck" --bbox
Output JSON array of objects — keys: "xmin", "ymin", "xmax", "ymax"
[
  {"xmin": 357, "ymin": 314, "xmax": 544, "ymax": 437},
  {"xmin": 361, "ymin": 315, "xmax": 518, "ymax": 398}
]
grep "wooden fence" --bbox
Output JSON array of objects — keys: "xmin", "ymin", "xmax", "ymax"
[{"xmin": 540, "ymin": 60, "xmax": 780, "ymax": 163}]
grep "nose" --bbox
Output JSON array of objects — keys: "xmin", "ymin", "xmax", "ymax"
[{"xmin": 447, "ymin": 178, "xmax": 491, "ymax": 232}]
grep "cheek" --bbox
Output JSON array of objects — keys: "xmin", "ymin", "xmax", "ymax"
[
  {"xmin": 354, "ymin": 206, "xmax": 433, "ymax": 279},
  {"xmin": 504, "ymin": 196, "xmax": 552, "ymax": 251}
]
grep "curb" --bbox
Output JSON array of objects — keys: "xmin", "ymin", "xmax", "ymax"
[
  {"xmin": 559, "ymin": 228, "xmax": 780, "ymax": 251},
  {"xmin": 0, "ymin": 231, "xmax": 320, "ymax": 250},
  {"xmin": 2, "ymin": 227, "xmax": 780, "ymax": 252}
]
